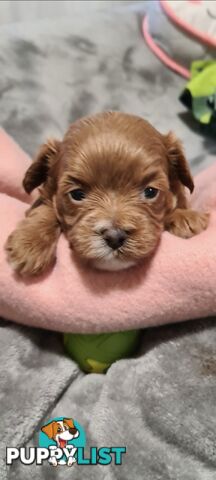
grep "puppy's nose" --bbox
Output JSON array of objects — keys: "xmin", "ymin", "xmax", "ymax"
[
  {"xmin": 69, "ymin": 427, "xmax": 77, "ymax": 435},
  {"xmin": 103, "ymin": 228, "xmax": 127, "ymax": 250}
]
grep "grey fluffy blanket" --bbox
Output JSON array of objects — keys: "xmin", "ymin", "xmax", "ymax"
[{"xmin": 0, "ymin": 3, "xmax": 215, "ymax": 479}]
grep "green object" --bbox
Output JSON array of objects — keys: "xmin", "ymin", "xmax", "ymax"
[
  {"xmin": 180, "ymin": 60, "xmax": 216, "ymax": 130},
  {"xmin": 64, "ymin": 330, "xmax": 140, "ymax": 373}
]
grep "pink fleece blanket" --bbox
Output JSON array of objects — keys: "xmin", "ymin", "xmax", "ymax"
[{"xmin": 0, "ymin": 129, "xmax": 216, "ymax": 333}]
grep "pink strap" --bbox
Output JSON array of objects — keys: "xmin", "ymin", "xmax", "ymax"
[
  {"xmin": 161, "ymin": 0, "xmax": 216, "ymax": 49},
  {"xmin": 142, "ymin": 16, "xmax": 190, "ymax": 79}
]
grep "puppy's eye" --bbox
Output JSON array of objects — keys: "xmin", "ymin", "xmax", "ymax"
[
  {"xmin": 143, "ymin": 187, "xmax": 159, "ymax": 200},
  {"xmin": 69, "ymin": 189, "xmax": 86, "ymax": 202},
  {"xmin": 57, "ymin": 427, "xmax": 61, "ymax": 433}
]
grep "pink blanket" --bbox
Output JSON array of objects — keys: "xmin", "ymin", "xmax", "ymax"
[{"xmin": 0, "ymin": 129, "xmax": 216, "ymax": 333}]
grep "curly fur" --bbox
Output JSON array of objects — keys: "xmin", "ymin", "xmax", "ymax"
[{"xmin": 5, "ymin": 112, "xmax": 209, "ymax": 276}]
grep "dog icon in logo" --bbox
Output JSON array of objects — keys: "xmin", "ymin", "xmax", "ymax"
[{"xmin": 41, "ymin": 418, "xmax": 79, "ymax": 466}]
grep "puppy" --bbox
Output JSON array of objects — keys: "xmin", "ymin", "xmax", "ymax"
[
  {"xmin": 41, "ymin": 418, "xmax": 79, "ymax": 467},
  {"xmin": 5, "ymin": 112, "xmax": 209, "ymax": 275}
]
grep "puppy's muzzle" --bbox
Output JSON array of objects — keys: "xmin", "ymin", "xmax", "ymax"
[{"xmin": 103, "ymin": 228, "xmax": 127, "ymax": 250}]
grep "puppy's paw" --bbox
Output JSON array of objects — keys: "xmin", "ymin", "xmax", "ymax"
[
  {"xmin": 5, "ymin": 228, "xmax": 57, "ymax": 276},
  {"xmin": 67, "ymin": 457, "xmax": 76, "ymax": 467},
  {"xmin": 165, "ymin": 209, "xmax": 209, "ymax": 239},
  {"xmin": 49, "ymin": 457, "xmax": 58, "ymax": 467}
]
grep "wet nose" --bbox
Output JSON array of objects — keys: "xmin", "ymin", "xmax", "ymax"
[{"xmin": 103, "ymin": 228, "xmax": 127, "ymax": 250}]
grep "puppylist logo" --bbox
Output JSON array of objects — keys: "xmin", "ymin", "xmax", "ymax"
[{"xmin": 6, "ymin": 416, "xmax": 126, "ymax": 467}]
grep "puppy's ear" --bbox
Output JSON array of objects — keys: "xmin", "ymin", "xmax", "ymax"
[
  {"xmin": 63, "ymin": 418, "xmax": 75, "ymax": 429},
  {"xmin": 41, "ymin": 421, "xmax": 55, "ymax": 439},
  {"xmin": 23, "ymin": 139, "xmax": 61, "ymax": 194},
  {"xmin": 165, "ymin": 132, "xmax": 194, "ymax": 194}
]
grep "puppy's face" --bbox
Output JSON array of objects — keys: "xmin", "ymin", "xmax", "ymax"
[
  {"xmin": 41, "ymin": 418, "xmax": 78, "ymax": 447},
  {"xmin": 24, "ymin": 112, "xmax": 194, "ymax": 271}
]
